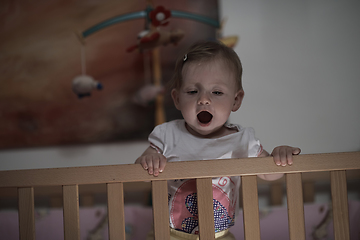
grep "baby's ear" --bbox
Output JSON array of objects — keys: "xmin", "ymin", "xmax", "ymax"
[
  {"xmin": 171, "ymin": 89, "xmax": 181, "ymax": 110},
  {"xmin": 232, "ymin": 89, "xmax": 244, "ymax": 111}
]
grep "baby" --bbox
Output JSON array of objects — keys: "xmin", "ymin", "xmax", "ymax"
[{"xmin": 136, "ymin": 41, "xmax": 301, "ymax": 239}]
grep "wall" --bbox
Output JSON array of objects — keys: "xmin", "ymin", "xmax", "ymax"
[
  {"xmin": 222, "ymin": 0, "xmax": 360, "ymax": 154},
  {"xmin": 1, "ymin": 0, "xmax": 359, "ymax": 170}
]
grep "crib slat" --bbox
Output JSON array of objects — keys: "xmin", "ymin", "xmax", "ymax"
[
  {"xmin": 152, "ymin": 180, "xmax": 170, "ymax": 239},
  {"xmin": 330, "ymin": 170, "xmax": 350, "ymax": 240},
  {"xmin": 197, "ymin": 178, "xmax": 215, "ymax": 239},
  {"xmin": 286, "ymin": 173, "xmax": 305, "ymax": 240},
  {"xmin": 63, "ymin": 185, "xmax": 80, "ymax": 240},
  {"xmin": 18, "ymin": 187, "xmax": 35, "ymax": 240},
  {"xmin": 241, "ymin": 175, "xmax": 261, "ymax": 240},
  {"xmin": 107, "ymin": 183, "xmax": 126, "ymax": 240}
]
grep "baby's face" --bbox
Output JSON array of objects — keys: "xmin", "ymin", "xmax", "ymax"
[{"xmin": 171, "ymin": 59, "xmax": 244, "ymax": 138}]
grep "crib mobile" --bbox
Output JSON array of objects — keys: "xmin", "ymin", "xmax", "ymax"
[{"xmin": 71, "ymin": 3, "xmax": 237, "ymax": 126}]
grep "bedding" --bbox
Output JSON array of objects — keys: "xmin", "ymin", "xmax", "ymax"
[{"xmin": 1, "ymin": 201, "xmax": 359, "ymax": 240}]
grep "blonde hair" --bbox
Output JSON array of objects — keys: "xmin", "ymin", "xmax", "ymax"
[{"xmin": 169, "ymin": 40, "xmax": 243, "ymax": 90}]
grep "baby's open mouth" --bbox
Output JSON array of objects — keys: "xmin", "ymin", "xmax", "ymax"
[{"xmin": 197, "ymin": 111, "xmax": 213, "ymax": 124}]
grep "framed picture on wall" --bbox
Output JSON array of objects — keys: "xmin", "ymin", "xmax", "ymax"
[{"xmin": 0, "ymin": 0, "xmax": 219, "ymax": 150}]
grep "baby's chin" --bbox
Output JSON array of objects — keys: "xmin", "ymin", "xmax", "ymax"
[{"xmin": 186, "ymin": 123, "xmax": 225, "ymax": 138}]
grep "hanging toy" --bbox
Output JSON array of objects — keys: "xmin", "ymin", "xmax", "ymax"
[
  {"xmin": 126, "ymin": 28, "xmax": 184, "ymax": 52},
  {"xmin": 72, "ymin": 44, "xmax": 103, "ymax": 98},
  {"xmin": 132, "ymin": 84, "xmax": 164, "ymax": 106},
  {"xmin": 149, "ymin": 6, "xmax": 171, "ymax": 27},
  {"xmin": 72, "ymin": 75, "xmax": 103, "ymax": 98},
  {"xmin": 126, "ymin": 6, "xmax": 184, "ymax": 52},
  {"xmin": 217, "ymin": 17, "xmax": 239, "ymax": 48}
]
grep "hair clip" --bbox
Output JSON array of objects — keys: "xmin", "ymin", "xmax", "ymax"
[{"xmin": 183, "ymin": 54, "xmax": 187, "ymax": 62}]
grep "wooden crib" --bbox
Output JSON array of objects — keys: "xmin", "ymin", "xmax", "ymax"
[{"xmin": 0, "ymin": 151, "xmax": 359, "ymax": 240}]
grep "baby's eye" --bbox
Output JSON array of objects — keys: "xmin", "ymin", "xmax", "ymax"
[
  {"xmin": 212, "ymin": 91, "xmax": 223, "ymax": 95},
  {"xmin": 187, "ymin": 90, "xmax": 198, "ymax": 94}
]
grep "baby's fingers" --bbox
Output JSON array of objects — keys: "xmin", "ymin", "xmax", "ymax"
[
  {"xmin": 285, "ymin": 147, "xmax": 294, "ymax": 166},
  {"xmin": 152, "ymin": 155, "xmax": 168, "ymax": 176},
  {"xmin": 138, "ymin": 158, "xmax": 150, "ymax": 172},
  {"xmin": 292, "ymin": 147, "xmax": 301, "ymax": 155},
  {"xmin": 281, "ymin": 147, "xmax": 301, "ymax": 166},
  {"xmin": 158, "ymin": 155, "xmax": 167, "ymax": 173},
  {"xmin": 145, "ymin": 157, "xmax": 155, "ymax": 175},
  {"xmin": 147, "ymin": 156, "xmax": 164, "ymax": 176},
  {"xmin": 277, "ymin": 147, "xmax": 290, "ymax": 166},
  {"xmin": 138, "ymin": 156, "xmax": 154, "ymax": 173},
  {"xmin": 137, "ymin": 154, "xmax": 167, "ymax": 176},
  {"xmin": 152, "ymin": 157, "xmax": 161, "ymax": 177},
  {"xmin": 272, "ymin": 146, "xmax": 299, "ymax": 166},
  {"xmin": 272, "ymin": 147, "xmax": 282, "ymax": 166},
  {"xmin": 287, "ymin": 147, "xmax": 301, "ymax": 166}
]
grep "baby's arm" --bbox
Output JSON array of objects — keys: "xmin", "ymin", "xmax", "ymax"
[
  {"xmin": 257, "ymin": 146, "xmax": 301, "ymax": 181},
  {"xmin": 135, "ymin": 146, "xmax": 167, "ymax": 177}
]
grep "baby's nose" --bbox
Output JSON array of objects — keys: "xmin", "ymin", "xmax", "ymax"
[{"xmin": 198, "ymin": 93, "xmax": 211, "ymax": 105}]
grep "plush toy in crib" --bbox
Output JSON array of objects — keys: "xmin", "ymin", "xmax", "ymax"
[{"xmin": 72, "ymin": 75, "xmax": 103, "ymax": 98}]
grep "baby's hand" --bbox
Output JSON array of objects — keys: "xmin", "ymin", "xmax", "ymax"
[
  {"xmin": 135, "ymin": 147, "xmax": 167, "ymax": 176},
  {"xmin": 271, "ymin": 146, "xmax": 301, "ymax": 166}
]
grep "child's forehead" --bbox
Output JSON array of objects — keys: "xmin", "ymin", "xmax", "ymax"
[
  {"xmin": 182, "ymin": 58, "xmax": 234, "ymax": 77},
  {"xmin": 183, "ymin": 57, "xmax": 232, "ymax": 71},
  {"xmin": 181, "ymin": 59, "xmax": 237, "ymax": 85}
]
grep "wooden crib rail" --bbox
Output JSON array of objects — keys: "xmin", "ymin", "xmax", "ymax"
[
  {"xmin": 1, "ymin": 151, "xmax": 360, "ymax": 240},
  {"xmin": 1, "ymin": 152, "xmax": 359, "ymax": 188}
]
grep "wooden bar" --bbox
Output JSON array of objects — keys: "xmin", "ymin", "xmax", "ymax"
[
  {"xmin": 107, "ymin": 183, "xmax": 126, "ymax": 240},
  {"xmin": 63, "ymin": 185, "xmax": 80, "ymax": 240},
  {"xmin": 0, "ymin": 152, "xmax": 358, "ymax": 240},
  {"xmin": 1, "ymin": 152, "xmax": 359, "ymax": 188},
  {"xmin": 152, "ymin": 180, "xmax": 170, "ymax": 239},
  {"xmin": 241, "ymin": 175, "xmax": 260, "ymax": 240},
  {"xmin": 2, "ymin": 170, "xmax": 358, "ymax": 199},
  {"xmin": 286, "ymin": 173, "xmax": 305, "ymax": 240},
  {"xmin": 18, "ymin": 187, "xmax": 35, "ymax": 240},
  {"xmin": 196, "ymin": 178, "xmax": 215, "ymax": 239},
  {"xmin": 330, "ymin": 170, "xmax": 350, "ymax": 240}
]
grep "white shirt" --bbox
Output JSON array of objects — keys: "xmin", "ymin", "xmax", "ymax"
[{"xmin": 148, "ymin": 119, "xmax": 262, "ymax": 233}]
